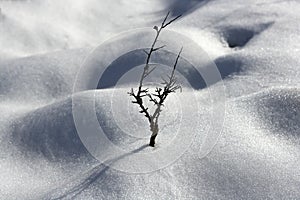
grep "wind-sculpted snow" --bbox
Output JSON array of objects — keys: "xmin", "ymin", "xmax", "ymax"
[
  {"xmin": 11, "ymin": 88, "xmax": 189, "ymax": 160},
  {"xmin": 241, "ymin": 88, "xmax": 300, "ymax": 143},
  {"xmin": 12, "ymin": 95, "xmax": 89, "ymax": 161},
  {"xmin": 0, "ymin": 48, "xmax": 90, "ymax": 103},
  {"xmin": 10, "ymin": 87, "xmax": 300, "ymax": 199},
  {"xmin": 1, "ymin": 0, "xmax": 300, "ymax": 199},
  {"xmin": 173, "ymin": 88, "xmax": 300, "ymax": 199},
  {"xmin": 0, "ymin": 0, "xmax": 164, "ymax": 58}
]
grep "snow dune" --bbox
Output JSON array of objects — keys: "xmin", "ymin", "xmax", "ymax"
[{"xmin": 1, "ymin": 0, "xmax": 300, "ymax": 199}]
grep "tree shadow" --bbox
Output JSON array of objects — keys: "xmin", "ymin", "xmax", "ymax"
[{"xmin": 48, "ymin": 144, "xmax": 149, "ymax": 199}]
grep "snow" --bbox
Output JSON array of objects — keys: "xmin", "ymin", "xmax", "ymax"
[{"xmin": 1, "ymin": 0, "xmax": 300, "ymax": 199}]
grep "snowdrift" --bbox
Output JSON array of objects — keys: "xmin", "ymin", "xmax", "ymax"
[
  {"xmin": 1, "ymin": 0, "xmax": 300, "ymax": 199},
  {"xmin": 40, "ymin": 88, "xmax": 300, "ymax": 199},
  {"xmin": 240, "ymin": 88, "xmax": 300, "ymax": 143},
  {"xmin": 12, "ymin": 95, "xmax": 88, "ymax": 161}
]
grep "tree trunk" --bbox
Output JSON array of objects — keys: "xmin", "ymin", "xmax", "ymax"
[
  {"xmin": 149, "ymin": 134, "xmax": 157, "ymax": 147},
  {"xmin": 149, "ymin": 123, "xmax": 158, "ymax": 147}
]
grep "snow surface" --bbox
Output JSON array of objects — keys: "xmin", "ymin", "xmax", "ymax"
[{"xmin": 1, "ymin": 0, "xmax": 300, "ymax": 199}]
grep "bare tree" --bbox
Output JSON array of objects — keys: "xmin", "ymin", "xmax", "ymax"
[{"xmin": 128, "ymin": 12, "xmax": 183, "ymax": 147}]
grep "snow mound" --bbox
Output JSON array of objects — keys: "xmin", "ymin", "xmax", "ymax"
[
  {"xmin": 40, "ymin": 88, "xmax": 300, "ymax": 200},
  {"xmin": 12, "ymin": 88, "xmax": 186, "ymax": 161},
  {"xmin": 2, "ymin": 0, "xmax": 300, "ymax": 199},
  {"xmin": 0, "ymin": 48, "xmax": 89, "ymax": 103},
  {"xmin": 0, "ymin": 0, "xmax": 163, "ymax": 58},
  {"xmin": 239, "ymin": 88, "xmax": 300, "ymax": 143},
  {"xmin": 12, "ymin": 95, "xmax": 88, "ymax": 161}
]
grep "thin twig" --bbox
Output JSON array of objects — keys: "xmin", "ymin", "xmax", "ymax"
[{"xmin": 128, "ymin": 12, "xmax": 182, "ymax": 144}]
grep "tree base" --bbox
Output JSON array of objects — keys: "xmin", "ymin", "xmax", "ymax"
[{"xmin": 149, "ymin": 135, "xmax": 157, "ymax": 147}]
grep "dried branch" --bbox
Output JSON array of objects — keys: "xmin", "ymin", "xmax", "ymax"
[
  {"xmin": 128, "ymin": 12, "xmax": 182, "ymax": 147},
  {"xmin": 128, "ymin": 88, "xmax": 151, "ymax": 122},
  {"xmin": 153, "ymin": 45, "xmax": 166, "ymax": 52},
  {"xmin": 149, "ymin": 47, "xmax": 183, "ymax": 120},
  {"xmin": 162, "ymin": 14, "xmax": 182, "ymax": 28}
]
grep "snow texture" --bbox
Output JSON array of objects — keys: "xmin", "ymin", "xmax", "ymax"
[{"xmin": 1, "ymin": 0, "xmax": 300, "ymax": 199}]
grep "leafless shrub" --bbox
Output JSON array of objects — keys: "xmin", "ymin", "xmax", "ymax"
[{"xmin": 128, "ymin": 12, "xmax": 183, "ymax": 147}]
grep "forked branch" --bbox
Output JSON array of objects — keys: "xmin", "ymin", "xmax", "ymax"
[{"xmin": 128, "ymin": 12, "xmax": 182, "ymax": 147}]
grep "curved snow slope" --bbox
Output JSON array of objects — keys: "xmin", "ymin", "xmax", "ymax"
[
  {"xmin": 0, "ymin": 0, "xmax": 165, "ymax": 58},
  {"xmin": 12, "ymin": 88, "xmax": 191, "ymax": 161},
  {"xmin": 240, "ymin": 88, "xmax": 300, "ymax": 142},
  {"xmin": 39, "ymin": 88, "xmax": 300, "ymax": 199},
  {"xmin": 1, "ymin": 0, "xmax": 300, "ymax": 199},
  {"xmin": 12, "ymin": 94, "xmax": 88, "ymax": 161},
  {"xmin": 0, "ymin": 48, "xmax": 90, "ymax": 103},
  {"xmin": 0, "ymin": 45, "xmax": 230, "ymax": 104},
  {"xmin": 169, "ymin": 88, "xmax": 300, "ymax": 200}
]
